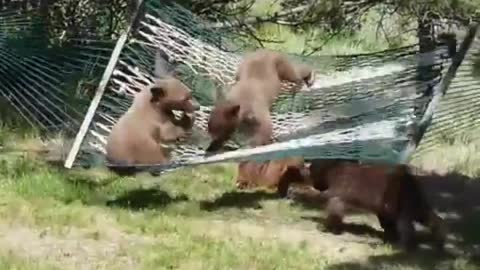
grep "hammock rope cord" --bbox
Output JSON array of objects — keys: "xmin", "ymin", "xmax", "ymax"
[
  {"xmin": 399, "ymin": 24, "xmax": 479, "ymax": 163},
  {"xmin": 1, "ymin": 1, "xmax": 479, "ymax": 174},
  {"xmin": 71, "ymin": 2, "xmax": 470, "ymax": 173},
  {"xmin": 0, "ymin": 6, "xmax": 116, "ymax": 134},
  {"xmin": 413, "ymin": 27, "xmax": 480, "ymax": 159}
]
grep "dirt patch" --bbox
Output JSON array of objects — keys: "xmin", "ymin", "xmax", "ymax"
[{"xmin": 0, "ymin": 222, "xmax": 151, "ymax": 270}]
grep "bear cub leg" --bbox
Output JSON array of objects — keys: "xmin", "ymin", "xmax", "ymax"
[
  {"xmin": 324, "ymin": 196, "xmax": 346, "ymax": 234},
  {"xmin": 377, "ymin": 214, "xmax": 399, "ymax": 243},
  {"xmin": 396, "ymin": 209, "xmax": 418, "ymax": 251}
]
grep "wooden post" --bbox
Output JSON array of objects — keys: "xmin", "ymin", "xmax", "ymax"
[{"xmin": 64, "ymin": 0, "xmax": 144, "ymax": 169}]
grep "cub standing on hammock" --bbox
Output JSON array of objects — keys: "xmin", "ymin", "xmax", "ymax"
[
  {"xmin": 205, "ymin": 49, "xmax": 315, "ymax": 192},
  {"xmin": 278, "ymin": 159, "xmax": 448, "ymax": 252},
  {"xmin": 205, "ymin": 49, "xmax": 315, "ymax": 152},
  {"xmin": 105, "ymin": 51, "xmax": 200, "ymax": 176}
]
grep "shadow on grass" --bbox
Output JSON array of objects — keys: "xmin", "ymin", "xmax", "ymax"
[
  {"xmin": 199, "ymin": 190, "xmax": 280, "ymax": 211},
  {"xmin": 106, "ymin": 188, "xmax": 189, "ymax": 210},
  {"xmin": 302, "ymin": 216, "xmax": 385, "ymax": 240},
  {"xmin": 326, "ymin": 250, "xmax": 461, "ymax": 270},
  {"xmin": 416, "ymin": 171, "xmax": 480, "ymax": 249},
  {"xmin": 292, "ymin": 169, "xmax": 480, "ymax": 247},
  {"xmin": 294, "ymin": 168, "xmax": 480, "ymax": 268}
]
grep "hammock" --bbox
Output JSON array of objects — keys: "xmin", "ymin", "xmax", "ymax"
[
  {"xmin": 1, "ymin": 1, "xmax": 478, "ymax": 174},
  {"xmin": 0, "ymin": 6, "xmax": 115, "ymax": 133}
]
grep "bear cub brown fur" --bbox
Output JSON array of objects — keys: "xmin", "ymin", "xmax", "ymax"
[
  {"xmin": 206, "ymin": 49, "xmax": 315, "ymax": 153},
  {"xmin": 105, "ymin": 77, "xmax": 199, "ymax": 176},
  {"xmin": 280, "ymin": 159, "xmax": 447, "ymax": 252},
  {"xmin": 235, "ymin": 157, "xmax": 305, "ymax": 191}
]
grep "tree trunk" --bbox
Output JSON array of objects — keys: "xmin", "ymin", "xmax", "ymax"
[
  {"xmin": 39, "ymin": 0, "xmax": 48, "ymax": 18},
  {"xmin": 415, "ymin": 13, "xmax": 437, "ymax": 121},
  {"xmin": 39, "ymin": 0, "xmax": 49, "ymax": 38},
  {"xmin": 29, "ymin": 0, "xmax": 38, "ymax": 8}
]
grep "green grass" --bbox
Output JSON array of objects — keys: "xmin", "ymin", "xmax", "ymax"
[
  {"xmin": 0, "ymin": 252, "xmax": 60, "ymax": 270},
  {"xmin": 412, "ymin": 133, "xmax": 480, "ymax": 178},
  {"xmin": 1, "ymin": 123, "xmax": 480, "ymax": 269},
  {"xmin": 0, "ymin": 154, "xmax": 332, "ymax": 269}
]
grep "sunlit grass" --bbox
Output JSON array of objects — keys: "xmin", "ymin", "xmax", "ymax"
[
  {"xmin": 0, "ymin": 252, "xmax": 59, "ymax": 270},
  {"xmin": 412, "ymin": 129, "xmax": 480, "ymax": 177},
  {"xmin": 0, "ymin": 119, "xmax": 479, "ymax": 269}
]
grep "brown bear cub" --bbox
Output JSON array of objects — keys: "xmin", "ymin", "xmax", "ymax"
[
  {"xmin": 105, "ymin": 77, "xmax": 199, "ymax": 176},
  {"xmin": 235, "ymin": 157, "xmax": 305, "ymax": 191},
  {"xmin": 279, "ymin": 159, "xmax": 447, "ymax": 252},
  {"xmin": 205, "ymin": 49, "xmax": 313, "ymax": 192},
  {"xmin": 206, "ymin": 49, "xmax": 315, "ymax": 153}
]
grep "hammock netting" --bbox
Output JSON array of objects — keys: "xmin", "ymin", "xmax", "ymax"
[
  {"xmin": 414, "ymin": 35, "xmax": 480, "ymax": 157},
  {"xmin": 0, "ymin": 5, "xmax": 115, "ymax": 134},
  {"xmin": 1, "ymin": 1, "xmax": 479, "ymax": 174}
]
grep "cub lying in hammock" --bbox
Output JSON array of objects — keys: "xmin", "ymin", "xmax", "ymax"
[
  {"xmin": 279, "ymin": 159, "xmax": 447, "ymax": 252},
  {"xmin": 105, "ymin": 52, "xmax": 200, "ymax": 176}
]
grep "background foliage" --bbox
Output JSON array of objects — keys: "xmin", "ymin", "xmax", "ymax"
[{"xmin": 3, "ymin": 0, "xmax": 479, "ymax": 55}]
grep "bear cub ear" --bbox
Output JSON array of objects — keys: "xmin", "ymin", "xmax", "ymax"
[{"xmin": 150, "ymin": 86, "xmax": 165, "ymax": 102}]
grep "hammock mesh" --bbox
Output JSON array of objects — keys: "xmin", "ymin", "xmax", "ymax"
[
  {"xmin": 73, "ymin": 1, "xmax": 458, "ymax": 171},
  {"xmin": 414, "ymin": 35, "xmax": 480, "ymax": 157},
  {"xmin": 0, "ymin": 6, "xmax": 115, "ymax": 134},
  {"xmin": 1, "ymin": 1, "xmax": 478, "ymax": 173}
]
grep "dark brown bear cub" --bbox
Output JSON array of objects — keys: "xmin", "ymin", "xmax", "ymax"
[{"xmin": 280, "ymin": 159, "xmax": 447, "ymax": 252}]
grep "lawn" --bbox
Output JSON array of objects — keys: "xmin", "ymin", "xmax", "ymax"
[{"xmin": 0, "ymin": 119, "xmax": 480, "ymax": 270}]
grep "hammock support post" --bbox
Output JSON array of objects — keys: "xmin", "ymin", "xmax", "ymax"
[{"xmin": 64, "ymin": 0, "xmax": 144, "ymax": 169}]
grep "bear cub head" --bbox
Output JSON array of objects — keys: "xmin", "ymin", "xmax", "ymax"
[
  {"xmin": 205, "ymin": 101, "xmax": 241, "ymax": 153},
  {"xmin": 148, "ymin": 78, "xmax": 200, "ymax": 118}
]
